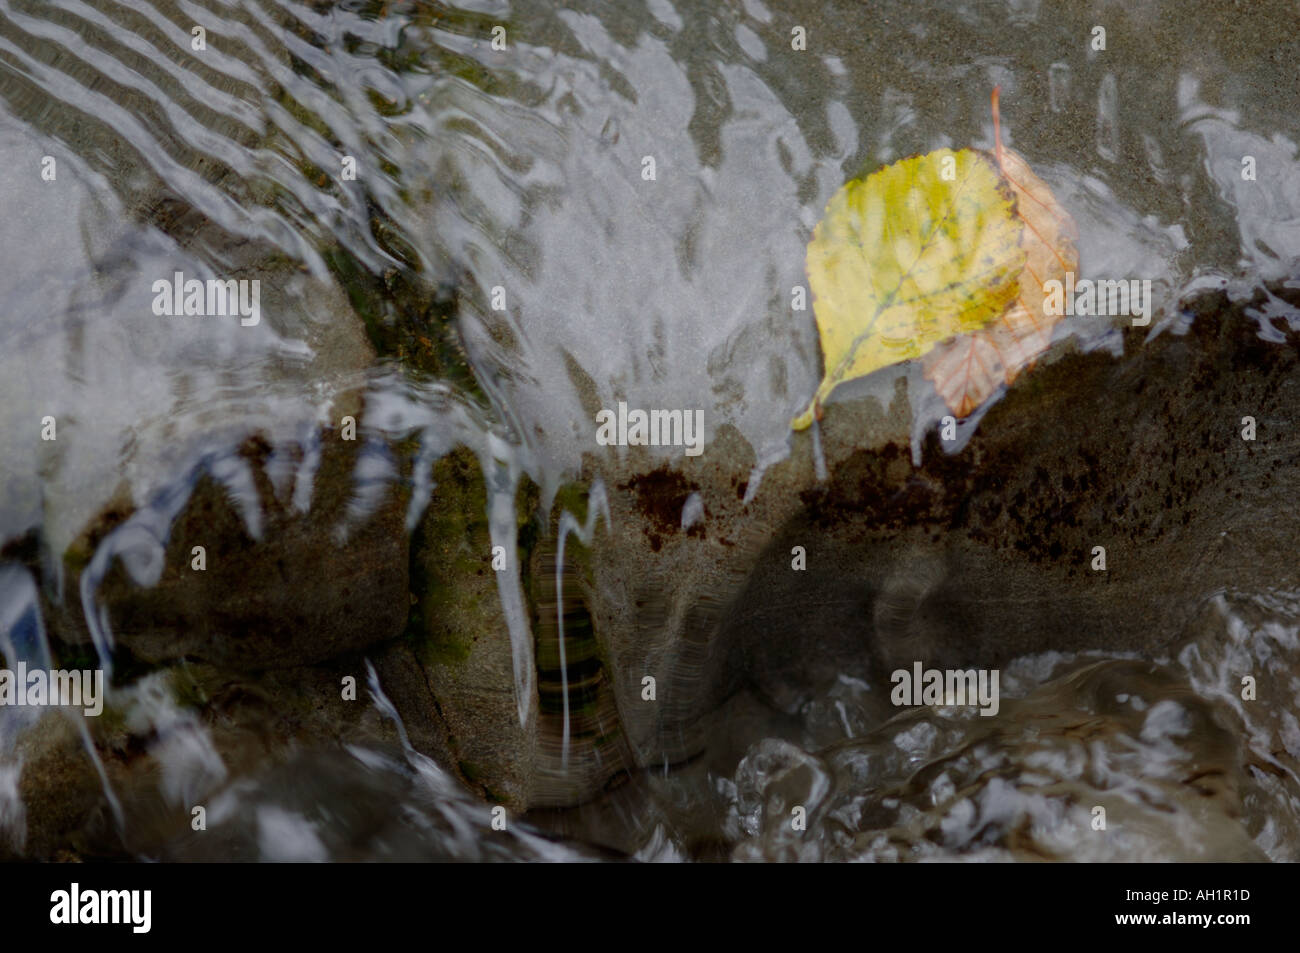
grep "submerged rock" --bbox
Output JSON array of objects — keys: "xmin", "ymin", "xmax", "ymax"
[
  {"xmin": 68, "ymin": 425, "xmax": 411, "ymax": 671},
  {"xmin": 375, "ymin": 445, "xmax": 537, "ymax": 811},
  {"xmin": 530, "ymin": 289, "xmax": 1300, "ymax": 850},
  {"xmin": 7, "ymin": 280, "xmax": 1300, "ymax": 860}
]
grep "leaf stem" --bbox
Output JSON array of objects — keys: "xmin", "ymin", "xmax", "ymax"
[{"xmin": 992, "ymin": 85, "xmax": 1004, "ymax": 173}]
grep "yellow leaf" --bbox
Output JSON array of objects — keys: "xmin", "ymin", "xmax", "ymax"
[
  {"xmin": 922, "ymin": 146, "xmax": 1080, "ymax": 417},
  {"xmin": 793, "ymin": 146, "xmax": 1026, "ymax": 430}
]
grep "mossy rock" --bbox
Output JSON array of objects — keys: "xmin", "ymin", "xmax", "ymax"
[{"xmin": 378, "ymin": 445, "xmax": 541, "ymax": 811}]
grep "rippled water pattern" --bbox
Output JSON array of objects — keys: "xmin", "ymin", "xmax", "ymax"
[{"xmin": 2, "ymin": 0, "xmax": 1300, "ymax": 860}]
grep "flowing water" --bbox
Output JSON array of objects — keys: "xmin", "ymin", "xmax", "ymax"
[{"xmin": 2, "ymin": 0, "xmax": 1300, "ymax": 861}]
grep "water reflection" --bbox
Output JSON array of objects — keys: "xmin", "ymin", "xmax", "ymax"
[{"xmin": 1, "ymin": 0, "xmax": 1299, "ymax": 860}]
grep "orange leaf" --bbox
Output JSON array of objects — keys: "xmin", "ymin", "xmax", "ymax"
[{"xmin": 923, "ymin": 93, "xmax": 1080, "ymax": 418}]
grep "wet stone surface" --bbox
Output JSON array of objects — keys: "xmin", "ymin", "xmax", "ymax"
[{"xmin": 2, "ymin": 0, "xmax": 1300, "ymax": 862}]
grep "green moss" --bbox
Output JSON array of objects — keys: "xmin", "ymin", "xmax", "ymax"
[
  {"xmin": 94, "ymin": 702, "xmax": 128, "ymax": 736},
  {"xmin": 409, "ymin": 604, "xmax": 474, "ymax": 667},
  {"xmin": 320, "ymin": 244, "xmax": 483, "ymax": 398},
  {"xmin": 170, "ymin": 667, "xmax": 208, "ymax": 711},
  {"xmin": 550, "ymin": 482, "xmax": 590, "ymax": 528},
  {"xmin": 62, "ymin": 540, "xmax": 93, "ymax": 574},
  {"xmin": 403, "ymin": 447, "xmax": 492, "ymax": 667},
  {"xmin": 55, "ymin": 644, "xmax": 97, "ymax": 671},
  {"xmin": 402, "ymin": 449, "xmax": 544, "ymax": 670}
]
